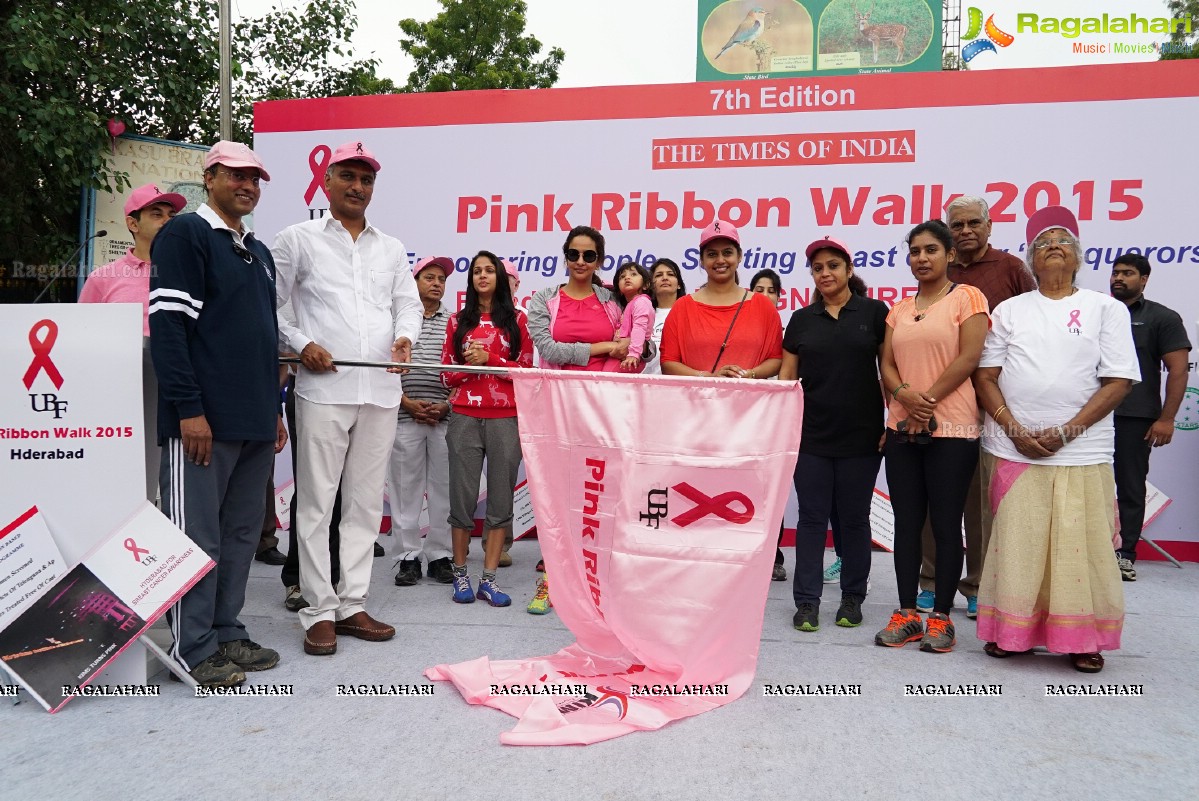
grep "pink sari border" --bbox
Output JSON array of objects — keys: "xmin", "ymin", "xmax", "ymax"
[{"xmin": 976, "ymin": 605, "xmax": 1123, "ymax": 653}]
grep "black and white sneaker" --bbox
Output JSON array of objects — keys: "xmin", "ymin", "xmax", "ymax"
[{"xmin": 1117, "ymin": 554, "xmax": 1137, "ymax": 582}]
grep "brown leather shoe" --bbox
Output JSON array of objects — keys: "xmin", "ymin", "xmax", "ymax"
[
  {"xmin": 303, "ymin": 620, "xmax": 337, "ymax": 656},
  {"xmin": 334, "ymin": 611, "xmax": 395, "ymax": 642}
]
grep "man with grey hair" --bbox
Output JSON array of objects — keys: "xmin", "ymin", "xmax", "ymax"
[
  {"xmin": 945, "ymin": 196, "xmax": 1036, "ymax": 311},
  {"xmin": 913, "ymin": 195, "xmax": 1039, "ymax": 619}
]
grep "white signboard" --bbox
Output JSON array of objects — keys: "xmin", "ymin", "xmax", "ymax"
[{"xmin": 0, "ymin": 305, "xmax": 145, "ymax": 564}]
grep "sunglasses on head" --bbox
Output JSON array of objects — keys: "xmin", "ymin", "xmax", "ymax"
[{"xmin": 565, "ymin": 248, "xmax": 599, "ymax": 264}]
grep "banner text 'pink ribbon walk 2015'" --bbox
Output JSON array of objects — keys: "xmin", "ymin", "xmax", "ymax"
[{"xmin": 427, "ymin": 372, "xmax": 803, "ymax": 745}]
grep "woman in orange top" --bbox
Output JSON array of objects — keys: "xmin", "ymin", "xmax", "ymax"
[
  {"xmin": 874, "ymin": 220, "xmax": 989, "ymax": 655},
  {"xmin": 660, "ymin": 219, "xmax": 782, "ymax": 379}
]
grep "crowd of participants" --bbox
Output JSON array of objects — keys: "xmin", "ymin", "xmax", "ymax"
[{"xmin": 79, "ymin": 140, "xmax": 1191, "ymax": 687}]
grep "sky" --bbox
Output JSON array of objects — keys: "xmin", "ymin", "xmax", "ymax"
[{"xmin": 233, "ymin": 0, "xmax": 1182, "ymax": 87}]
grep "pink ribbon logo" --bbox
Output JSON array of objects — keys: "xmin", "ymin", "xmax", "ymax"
[
  {"xmin": 670, "ymin": 482, "xmax": 755, "ymax": 527},
  {"xmin": 22, "ymin": 319, "xmax": 64, "ymax": 390},
  {"xmin": 1067, "ymin": 309, "xmax": 1081, "ymax": 328},
  {"xmin": 305, "ymin": 145, "xmax": 331, "ymax": 205},
  {"xmin": 124, "ymin": 538, "xmax": 150, "ymax": 561}
]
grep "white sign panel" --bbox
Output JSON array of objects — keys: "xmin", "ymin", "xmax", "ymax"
[{"xmin": 0, "ymin": 305, "xmax": 145, "ymax": 564}]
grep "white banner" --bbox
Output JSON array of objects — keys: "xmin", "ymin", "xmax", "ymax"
[
  {"xmin": 0, "ymin": 305, "xmax": 145, "ymax": 564},
  {"xmin": 253, "ymin": 60, "xmax": 1199, "ymax": 557}
]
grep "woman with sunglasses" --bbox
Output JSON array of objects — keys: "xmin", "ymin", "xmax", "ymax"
[
  {"xmin": 525, "ymin": 226, "xmax": 628, "ymax": 614},
  {"xmin": 780, "ymin": 237, "xmax": 887, "ymax": 632},
  {"xmin": 528, "ymin": 225, "xmax": 628, "ymax": 371},
  {"xmin": 875, "ymin": 220, "xmax": 989, "ymax": 654},
  {"xmin": 660, "ymin": 220, "xmax": 782, "ymax": 381}
]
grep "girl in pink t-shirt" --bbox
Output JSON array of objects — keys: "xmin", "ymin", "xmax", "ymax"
[{"xmin": 604, "ymin": 262, "xmax": 654, "ymax": 372}]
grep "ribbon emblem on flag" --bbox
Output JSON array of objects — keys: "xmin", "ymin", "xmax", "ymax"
[
  {"xmin": 670, "ymin": 482, "xmax": 755, "ymax": 527},
  {"xmin": 22, "ymin": 319, "xmax": 64, "ymax": 390}
]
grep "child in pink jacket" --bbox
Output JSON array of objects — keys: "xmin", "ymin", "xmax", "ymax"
[{"xmin": 604, "ymin": 262, "xmax": 654, "ymax": 372}]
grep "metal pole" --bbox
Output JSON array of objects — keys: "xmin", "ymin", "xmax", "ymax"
[
  {"xmin": 278, "ymin": 357, "xmax": 510, "ymax": 376},
  {"xmin": 219, "ymin": 0, "xmax": 232, "ymax": 140}
]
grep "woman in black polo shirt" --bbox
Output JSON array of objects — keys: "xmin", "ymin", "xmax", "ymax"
[{"xmin": 780, "ymin": 237, "xmax": 887, "ymax": 633}]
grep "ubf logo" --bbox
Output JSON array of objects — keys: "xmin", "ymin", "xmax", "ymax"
[{"xmin": 23, "ymin": 319, "xmax": 68, "ymax": 419}]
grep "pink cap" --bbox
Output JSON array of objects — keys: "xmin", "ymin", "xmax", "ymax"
[
  {"xmin": 124, "ymin": 183, "xmax": 186, "ymax": 217},
  {"xmin": 205, "ymin": 140, "xmax": 271, "ymax": 182},
  {"xmin": 330, "ymin": 141, "xmax": 381, "ymax": 173},
  {"xmin": 805, "ymin": 236, "xmax": 853, "ymax": 262},
  {"xmin": 413, "ymin": 256, "xmax": 453, "ymax": 277},
  {"xmin": 699, "ymin": 219, "xmax": 740, "ymax": 249},
  {"xmin": 502, "ymin": 259, "xmax": 520, "ymax": 280},
  {"xmin": 1026, "ymin": 205, "xmax": 1079, "ymax": 245}
]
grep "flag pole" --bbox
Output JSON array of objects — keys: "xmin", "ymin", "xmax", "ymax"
[{"xmin": 278, "ymin": 356, "xmax": 509, "ymax": 375}]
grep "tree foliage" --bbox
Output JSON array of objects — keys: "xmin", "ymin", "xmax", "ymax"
[
  {"xmin": 1161, "ymin": 1, "xmax": 1198, "ymax": 60},
  {"xmin": 0, "ymin": 0, "xmax": 393, "ymax": 267},
  {"xmin": 399, "ymin": 0, "xmax": 565, "ymax": 92}
]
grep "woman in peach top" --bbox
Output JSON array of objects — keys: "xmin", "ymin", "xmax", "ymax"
[{"xmin": 874, "ymin": 220, "xmax": 989, "ymax": 654}]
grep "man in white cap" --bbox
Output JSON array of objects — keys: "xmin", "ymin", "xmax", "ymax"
[
  {"xmin": 275, "ymin": 141, "xmax": 421, "ymax": 656},
  {"xmin": 150, "ymin": 141, "xmax": 288, "ymax": 688},
  {"xmin": 80, "ymin": 183, "xmax": 186, "ymax": 504},
  {"xmin": 389, "ymin": 256, "xmax": 455, "ymax": 587}
]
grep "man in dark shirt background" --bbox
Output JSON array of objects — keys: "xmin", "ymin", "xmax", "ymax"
[{"xmin": 1109, "ymin": 253, "xmax": 1191, "ymax": 581}]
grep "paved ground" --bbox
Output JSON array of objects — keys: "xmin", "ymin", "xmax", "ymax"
[{"xmin": 4, "ymin": 540, "xmax": 1195, "ymax": 801}]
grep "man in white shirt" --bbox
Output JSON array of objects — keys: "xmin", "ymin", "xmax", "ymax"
[{"xmin": 275, "ymin": 142, "xmax": 422, "ymax": 656}]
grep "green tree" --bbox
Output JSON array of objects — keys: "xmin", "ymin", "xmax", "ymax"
[
  {"xmin": 399, "ymin": 0, "xmax": 565, "ymax": 92},
  {"xmin": 1161, "ymin": 1, "xmax": 1198, "ymax": 59},
  {"xmin": 228, "ymin": 0, "xmax": 396, "ymax": 141},
  {"xmin": 0, "ymin": 0, "xmax": 392, "ymax": 272}
]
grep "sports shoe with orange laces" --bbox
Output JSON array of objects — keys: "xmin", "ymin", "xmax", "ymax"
[
  {"xmin": 527, "ymin": 575, "xmax": 552, "ymax": 615},
  {"xmin": 874, "ymin": 609, "xmax": 924, "ymax": 647},
  {"xmin": 919, "ymin": 611, "xmax": 956, "ymax": 653}
]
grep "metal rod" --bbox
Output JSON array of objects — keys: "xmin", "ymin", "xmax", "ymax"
[
  {"xmin": 1139, "ymin": 535, "xmax": 1185, "ymax": 569},
  {"xmin": 140, "ymin": 634, "xmax": 198, "ymax": 688},
  {"xmin": 219, "ymin": 0, "xmax": 232, "ymax": 141},
  {"xmin": 278, "ymin": 357, "xmax": 509, "ymax": 375}
]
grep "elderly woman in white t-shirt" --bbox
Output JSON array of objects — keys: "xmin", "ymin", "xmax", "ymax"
[{"xmin": 971, "ymin": 206, "xmax": 1139, "ymax": 674}]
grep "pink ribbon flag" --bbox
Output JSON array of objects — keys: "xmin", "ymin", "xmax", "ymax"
[{"xmin": 426, "ymin": 372, "xmax": 803, "ymax": 745}]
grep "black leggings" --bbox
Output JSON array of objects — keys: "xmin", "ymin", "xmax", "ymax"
[{"xmin": 884, "ymin": 433, "xmax": 978, "ymax": 614}]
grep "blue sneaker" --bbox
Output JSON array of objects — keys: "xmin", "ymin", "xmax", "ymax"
[
  {"xmin": 822, "ymin": 558, "xmax": 842, "ymax": 584},
  {"xmin": 966, "ymin": 595, "xmax": 978, "ymax": 619},
  {"xmin": 476, "ymin": 578, "xmax": 512, "ymax": 607},
  {"xmin": 452, "ymin": 574, "xmax": 475, "ymax": 604},
  {"xmin": 916, "ymin": 590, "xmax": 935, "ymax": 613}
]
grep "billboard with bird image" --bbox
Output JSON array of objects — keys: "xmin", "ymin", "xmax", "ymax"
[{"xmin": 697, "ymin": 0, "xmax": 942, "ymax": 80}]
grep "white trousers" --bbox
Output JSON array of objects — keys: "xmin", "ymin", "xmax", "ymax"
[
  {"xmin": 387, "ymin": 418, "xmax": 453, "ymax": 562},
  {"xmin": 296, "ymin": 398, "xmax": 397, "ymax": 628}
]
